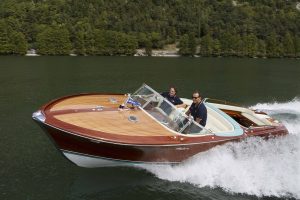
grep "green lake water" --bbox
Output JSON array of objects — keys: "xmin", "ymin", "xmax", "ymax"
[{"xmin": 0, "ymin": 56, "xmax": 299, "ymax": 200}]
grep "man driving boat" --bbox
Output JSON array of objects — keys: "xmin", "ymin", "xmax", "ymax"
[{"xmin": 186, "ymin": 91, "xmax": 207, "ymax": 127}]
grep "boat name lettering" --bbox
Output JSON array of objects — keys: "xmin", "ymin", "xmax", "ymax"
[{"xmin": 176, "ymin": 147, "xmax": 189, "ymax": 151}]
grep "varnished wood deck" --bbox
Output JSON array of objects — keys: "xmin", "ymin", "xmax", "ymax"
[
  {"xmin": 48, "ymin": 94, "xmax": 174, "ymax": 136},
  {"xmin": 50, "ymin": 94, "xmax": 127, "ymax": 111}
]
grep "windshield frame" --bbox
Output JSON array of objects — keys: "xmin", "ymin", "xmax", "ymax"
[{"xmin": 128, "ymin": 84, "xmax": 211, "ymax": 135}]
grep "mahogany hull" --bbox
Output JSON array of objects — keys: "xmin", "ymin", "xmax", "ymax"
[
  {"xmin": 34, "ymin": 119, "xmax": 288, "ymax": 167},
  {"xmin": 32, "ymin": 93, "xmax": 289, "ymax": 168}
]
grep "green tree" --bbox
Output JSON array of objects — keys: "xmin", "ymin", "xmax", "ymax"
[
  {"xmin": 137, "ymin": 32, "xmax": 148, "ymax": 48},
  {"xmin": 294, "ymin": 36, "xmax": 300, "ymax": 58},
  {"xmin": 36, "ymin": 25, "xmax": 72, "ymax": 55},
  {"xmin": 166, "ymin": 27, "xmax": 177, "ymax": 44},
  {"xmin": 219, "ymin": 32, "xmax": 238, "ymax": 56},
  {"xmin": 1, "ymin": 0, "xmax": 300, "ymax": 58},
  {"xmin": 73, "ymin": 31, "xmax": 86, "ymax": 55},
  {"xmin": 188, "ymin": 33, "xmax": 197, "ymax": 55},
  {"xmin": 200, "ymin": 34, "xmax": 213, "ymax": 56},
  {"xmin": 178, "ymin": 34, "xmax": 189, "ymax": 55},
  {"xmin": 178, "ymin": 33, "xmax": 196, "ymax": 56},
  {"xmin": 126, "ymin": 36, "xmax": 138, "ymax": 55},
  {"xmin": 243, "ymin": 34, "xmax": 258, "ymax": 57},
  {"xmin": 117, "ymin": 32, "xmax": 138, "ymax": 55},
  {"xmin": 84, "ymin": 32, "xmax": 96, "ymax": 55},
  {"xmin": 91, "ymin": 30, "xmax": 137, "ymax": 56},
  {"xmin": 145, "ymin": 39, "xmax": 152, "ymax": 56},
  {"xmin": 257, "ymin": 40, "xmax": 266, "ymax": 57},
  {"xmin": 282, "ymin": 32, "xmax": 295, "ymax": 57},
  {"xmin": 0, "ymin": 20, "xmax": 11, "ymax": 54},
  {"xmin": 212, "ymin": 39, "xmax": 221, "ymax": 56},
  {"xmin": 235, "ymin": 35, "xmax": 245, "ymax": 57},
  {"xmin": 150, "ymin": 32, "xmax": 163, "ymax": 49},
  {"xmin": 93, "ymin": 30, "xmax": 105, "ymax": 55},
  {"xmin": 266, "ymin": 32, "xmax": 283, "ymax": 57},
  {"xmin": 10, "ymin": 32, "xmax": 28, "ymax": 55},
  {"xmin": 0, "ymin": 20, "xmax": 27, "ymax": 55}
]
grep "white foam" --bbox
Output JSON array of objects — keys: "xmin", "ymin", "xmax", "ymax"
[
  {"xmin": 142, "ymin": 98, "xmax": 300, "ymax": 198},
  {"xmin": 251, "ymin": 97, "xmax": 300, "ymax": 135},
  {"xmin": 251, "ymin": 97, "xmax": 300, "ymax": 115}
]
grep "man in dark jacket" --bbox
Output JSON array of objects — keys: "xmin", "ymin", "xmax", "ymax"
[
  {"xmin": 186, "ymin": 91, "xmax": 207, "ymax": 127},
  {"xmin": 161, "ymin": 87, "xmax": 186, "ymax": 108}
]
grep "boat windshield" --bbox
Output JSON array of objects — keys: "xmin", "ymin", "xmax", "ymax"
[{"xmin": 130, "ymin": 84, "xmax": 210, "ymax": 135}]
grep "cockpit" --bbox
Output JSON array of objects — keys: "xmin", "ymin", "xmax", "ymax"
[{"xmin": 127, "ymin": 84, "xmax": 210, "ymax": 135}]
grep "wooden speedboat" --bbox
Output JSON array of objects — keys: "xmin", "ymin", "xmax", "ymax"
[{"xmin": 32, "ymin": 84, "xmax": 288, "ymax": 168}]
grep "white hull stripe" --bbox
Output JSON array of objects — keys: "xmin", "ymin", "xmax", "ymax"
[{"xmin": 62, "ymin": 150, "xmax": 180, "ymax": 168}]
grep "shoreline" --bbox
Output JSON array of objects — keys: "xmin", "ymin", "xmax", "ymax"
[
  {"xmin": 0, "ymin": 49, "xmax": 289, "ymax": 59},
  {"xmin": 21, "ymin": 49, "xmax": 300, "ymax": 59},
  {"xmin": 20, "ymin": 54, "xmax": 299, "ymax": 59}
]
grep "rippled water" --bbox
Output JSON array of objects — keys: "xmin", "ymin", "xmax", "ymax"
[
  {"xmin": 0, "ymin": 57, "xmax": 299, "ymax": 200},
  {"xmin": 143, "ymin": 99, "xmax": 300, "ymax": 199}
]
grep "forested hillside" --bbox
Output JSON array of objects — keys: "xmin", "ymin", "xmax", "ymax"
[{"xmin": 0, "ymin": 0, "xmax": 300, "ymax": 57}]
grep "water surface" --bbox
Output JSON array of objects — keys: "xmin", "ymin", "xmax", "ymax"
[{"xmin": 0, "ymin": 56, "xmax": 299, "ymax": 200}]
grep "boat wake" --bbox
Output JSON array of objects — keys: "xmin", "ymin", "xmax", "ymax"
[
  {"xmin": 142, "ymin": 98, "xmax": 300, "ymax": 199},
  {"xmin": 251, "ymin": 97, "xmax": 300, "ymax": 135}
]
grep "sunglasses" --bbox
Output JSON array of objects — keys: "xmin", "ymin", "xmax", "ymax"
[{"xmin": 192, "ymin": 96, "xmax": 199, "ymax": 99}]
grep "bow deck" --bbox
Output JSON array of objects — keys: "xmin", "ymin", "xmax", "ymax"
[{"xmin": 44, "ymin": 94, "xmax": 174, "ymax": 137}]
